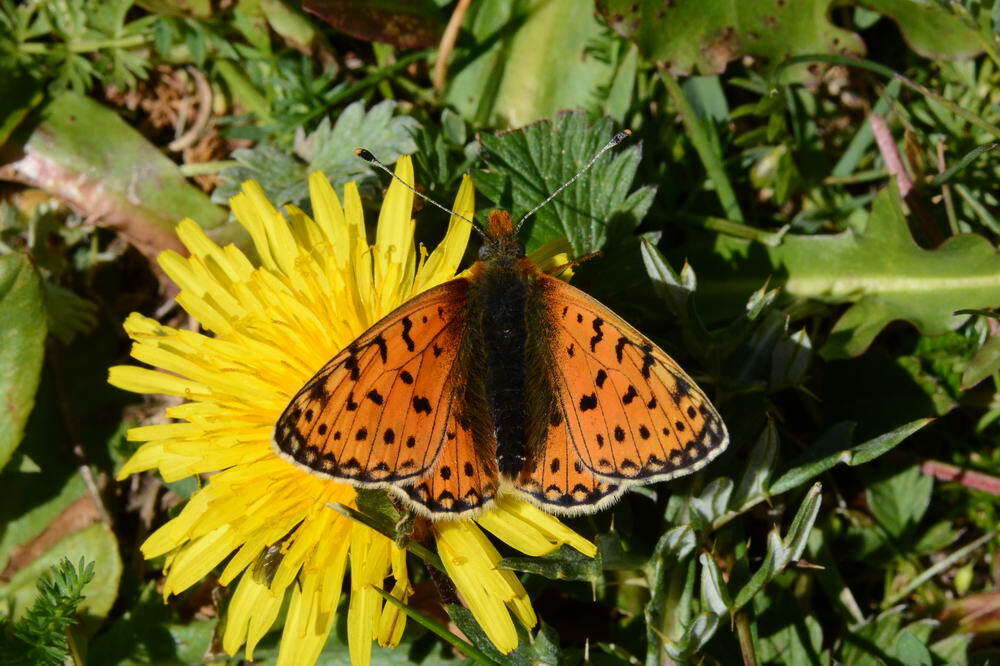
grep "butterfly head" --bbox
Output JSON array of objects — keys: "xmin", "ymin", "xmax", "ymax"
[{"xmin": 478, "ymin": 210, "xmax": 525, "ymax": 261}]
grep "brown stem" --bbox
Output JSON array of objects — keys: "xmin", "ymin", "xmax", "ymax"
[
  {"xmin": 433, "ymin": 0, "xmax": 472, "ymax": 94},
  {"xmin": 734, "ymin": 609, "xmax": 760, "ymax": 666}
]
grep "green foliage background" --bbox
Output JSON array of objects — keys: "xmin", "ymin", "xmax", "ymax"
[{"xmin": 2, "ymin": 0, "xmax": 1000, "ymax": 663}]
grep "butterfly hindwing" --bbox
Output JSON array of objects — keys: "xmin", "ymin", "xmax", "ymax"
[
  {"xmin": 272, "ymin": 278, "xmax": 471, "ymax": 487},
  {"xmin": 511, "ymin": 395, "xmax": 624, "ymax": 514},
  {"xmin": 391, "ymin": 399, "xmax": 499, "ymax": 517},
  {"xmin": 536, "ymin": 274, "xmax": 728, "ymax": 487}
]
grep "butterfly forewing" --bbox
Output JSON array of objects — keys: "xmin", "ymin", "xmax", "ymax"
[
  {"xmin": 272, "ymin": 278, "xmax": 472, "ymax": 486},
  {"xmin": 535, "ymin": 274, "xmax": 728, "ymax": 486}
]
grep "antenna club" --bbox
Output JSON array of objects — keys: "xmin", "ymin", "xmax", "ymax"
[
  {"xmin": 355, "ymin": 148, "xmax": 375, "ymax": 162},
  {"xmin": 612, "ymin": 129, "xmax": 632, "ymax": 144}
]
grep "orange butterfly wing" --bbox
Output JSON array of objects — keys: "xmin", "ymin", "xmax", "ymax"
[
  {"xmin": 521, "ymin": 274, "xmax": 728, "ymax": 503},
  {"xmin": 390, "ymin": 408, "xmax": 499, "ymax": 517},
  {"xmin": 511, "ymin": 391, "xmax": 625, "ymax": 514},
  {"xmin": 273, "ymin": 279, "xmax": 471, "ymax": 487}
]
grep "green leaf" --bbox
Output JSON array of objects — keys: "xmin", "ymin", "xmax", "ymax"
[
  {"xmin": 443, "ymin": 604, "xmax": 510, "ymax": 665},
  {"xmin": 0, "ymin": 73, "xmax": 44, "ymax": 147},
  {"xmin": 217, "ymin": 100, "xmax": 420, "ymax": 209},
  {"xmin": 962, "ymin": 333, "xmax": 1000, "ymax": 389},
  {"xmin": 838, "ymin": 607, "xmax": 904, "ymax": 666},
  {"xmin": 779, "ymin": 187, "xmax": 1000, "ymax": 358},
  {"xmin": 866, "ymin": 465, "xmax": 933, "ymax": 538},
  {"xmin": 730, "ymin": 420, "xmax": 779, "ymax": 511},
  {"xmin": 597, "ymin": 0, "xmax": 864, "ymax": 77},
  {"xmin": 0, "ymin": 254, "xmax": 46, "ymax": 472},
  {"xmin": 445, "ymin": 0, "xmax": 627, "ymax": 128},
  {"xmin": 0, "ymin": 523, "xmax": 121, "ymax": 623},
  {"xmin": 499, "ymin": 544, "xmax": 602, "ymax": 583},
  {"xmin": 476, "ymin": 113, "xmax": 654, "ymax": 253},
  {"xmin": 732, "ymin": 484, "xmax": 822, "ymax": 612},
  {"xmin": 769, "ymin": 418, "xmax": 931, "ymax": 496},
  {"xmin": 860, "ymin": 0, "xmax": 987, "ymax": 61},
  {"xmin": 756, "ymin": 609, "xmax": 825, "ymax": 666},
  {"xmin": 690, "ymin": 478, "xmax": 734, "ymax": 525},
  {"xmin": 698, "ymin": 553, "xmax": 731, "ymax": 615},
  {"xmin": 302, "ymin": 0, "xmax": 445, "ymax": 50},
  {"xmin": 5, "ymin": 92, "xmax": 229, "ymax": 255},
  {"xmin": 0, "ymin": 558, "xmax": 94, "ymax": 666},
  {"xmin": 39, "ymin": 282, "xmax": 97, "ymax": 346}
]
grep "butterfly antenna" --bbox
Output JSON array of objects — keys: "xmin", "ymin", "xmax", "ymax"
[
  {"xmin": 516, "ymin": 129, "xmax": 633, "ymax": 231},
  {"xmin": 355, "ymin": 149, "xmax": 484, "ymax": 238}
]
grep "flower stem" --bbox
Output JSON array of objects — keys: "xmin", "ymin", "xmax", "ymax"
[{"xmin": 371, "ymin": 586, "xmax": 497, "ymax": 664}]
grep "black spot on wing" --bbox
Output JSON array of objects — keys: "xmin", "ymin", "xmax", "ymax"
[
  {"xmin": 307, "ymin": 380, "xmax": 329, "ymax": 401},
  {"xmin": 615, "ymin": 336, "xmax": 628, "ymax": 363},
  {"xmin": 401, "ymin": 317, "xmax": 415, "ymax": 352},
  {"xmin": 371, "ymin": 334, "xmax": 388, "ymax": 363},
  {"xmin": 344, "ymin": 354, "xmax": 360, "ymax": 381},
  {"xmin": 589, "ymin": 317, "xmax": 605, "ymax": 351},
  {"xmin": 412, "ymin": 396, "xmax": 432, "ymax": 414},
  {"xmin": 595, "ymin": 369, "xmax": 607, "ymax": 388},
  {"xmin": 579, "ymin": 393, "xmax": 598, "ymax": 411},
  {"xmin": 640, "ymin": 343, "xmax": 655, "ymax": 379}
]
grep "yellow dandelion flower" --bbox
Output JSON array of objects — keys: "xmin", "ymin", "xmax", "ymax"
[{"xmin": 110, "ymin": 156, "xmax": 596, "ymax": 665}]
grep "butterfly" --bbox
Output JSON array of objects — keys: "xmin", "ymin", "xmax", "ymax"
[{"xmin": 272, "ymin": 135, "xmax": 728, "ymax": 519}]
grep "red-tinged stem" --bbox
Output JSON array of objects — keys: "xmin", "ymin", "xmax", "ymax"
[{"xmin": 921, "ymin": 459, "xmax": 1000, "ymax": 495}]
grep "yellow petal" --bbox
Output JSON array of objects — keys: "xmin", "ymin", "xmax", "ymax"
[
  {"xmin": 222, "ymin": 573, "xmax": 283, "ymax": 659},
  {"xmin": 107, "ymin": 365, "xmax": 210, "ymax": 398},
  {"xmin": 413, "ymin": 173, "xmax": 475, "ymax": 293},
  {"xmin": 435, "ymin": 521, "xmax": 524, "ymax": 654}
]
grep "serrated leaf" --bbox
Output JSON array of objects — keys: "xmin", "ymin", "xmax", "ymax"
[
  {"xmin": 217, "ymin": 100, "xmax": 420, "ymax": 209},
  {"xmin": 0, "ymin": 254, "xmax": 46, "ymax": 471},
  {"xmin": 597, "ymin": 0, "xmax": 864, "ymax": 77},
  {"xmin": 476, "ymin": 113, "xmax": 653, "ymax": 254},
  {"xmin": 39, "ymin": 282, "xmax": 97, "ymax": 346},
  {"xmin": 445, "ymin": 0, "xmax": 627, "ymax": 128}
]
